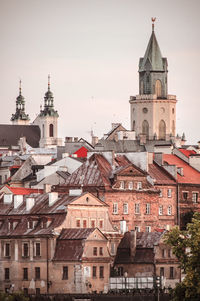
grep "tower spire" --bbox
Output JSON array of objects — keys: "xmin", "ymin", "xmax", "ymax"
[
  {"xmin": 19, "ymin": 79, "xmax": 22, "ymax": 96},
  {"xmin": 151, "ymin": 17, "xmax": 156, "ymax": 32},
  {"xmin": 48, "ymin": 74, "xmax": 50, "ymax": 92}
]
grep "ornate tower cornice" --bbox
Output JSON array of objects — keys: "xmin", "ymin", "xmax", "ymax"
[{"xmin": 11, "ymin": 80, "xmax": 30, "ymax": 123}]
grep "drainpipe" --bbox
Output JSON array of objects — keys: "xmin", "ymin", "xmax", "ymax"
[{"xmin": 46, "ymin": 237, "xmax": 49, "ymax": 294}]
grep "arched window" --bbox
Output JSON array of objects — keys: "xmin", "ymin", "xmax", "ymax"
[
  {"xmin": 49, "ymin": 124, "xmax": 54, "ymax": 137},
  {"xmin": 172, "ymin": 120, "xmax": 175, "ymax": 136},
  {"xmin": 155, "ymin": 80, "xmax": 162, "ymax": 97},
  {"xmin": 159, "ymin": 120, "xmax": 166, "ymax": 140},
  {"xmin": 132, "ymin": 121, "xmax": 135, "ymax": 131},
  {"xmin": 140, "ymin": 80, "xmax": 144, "ymax": 94},
  {"xmin": 142, "ymin": 120, "xmax": 149, "ymax": 138}
]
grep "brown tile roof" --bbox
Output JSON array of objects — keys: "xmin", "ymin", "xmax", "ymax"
[
  {"xmin": 53, "ymin": 240, "xmax": 84, "ymax": 261},
  {"xmin": 59, "ymin": 228, "xmax": 95, "ymax": 240},
  {"xmin": 148, "ymin": 162, "xmax": 176, "ymax": 185}
]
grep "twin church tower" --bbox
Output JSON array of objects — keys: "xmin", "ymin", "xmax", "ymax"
[{"xmin": 10, "ymin": 20, "xmax": 177, "ymax": 146}]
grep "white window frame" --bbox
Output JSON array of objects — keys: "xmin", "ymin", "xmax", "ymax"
[
  {"xmin": 167, "ymin": 189, "xmax": 172, "ymax": 198},
  {"xmin": 135, "ymin": 203, "xmax": 140, "ymax": 214},
  {"xmin": 159, "ymin": 205, "xmax": 163, "ymax": 216},
  {"xmin": 120, "ymin": 181, "xmax": 125, "ymax": 190},
  {"xmin": 146, "ymin": 226, "xmax": 151, "ymax": 233},
  {"xmin": 146, "ymin": 203, "xmax": 151, "ymax": 215},
  {"xmin": 110, "ymin": 242, "xmax": 115, "ymax": 255},
  {"xmin": 123, "ymin": 203, "xmax": 128, "ymax": 214},
  {"xmin": 137, "ymin": 182, "xmax": 142, "ymax": 190},
  {"xmin": 135, "ymin": 226, "xmax": 140, "ymax": 232},
  {"xmin": 113, "ymin": 203, "xmax": 118, "ymax": 214},
  {"xmin": 128, "ymin": 181, "xmax": 133, "ymax": 190},
  {"xmin": 168, "ymin": 205, "xmax": 172, "ymax": 215},
  {"xmin": 159, "ymin": 189, "xmax": 162, "ymax": 198},
  {"xmin": 192, "ymin": 192, "xmax": 198, "ymax": 203}
]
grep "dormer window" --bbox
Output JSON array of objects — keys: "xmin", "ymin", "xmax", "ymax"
[
  {"xmin": 28, "ymin": 221, "xmax": 33, "ymax": 229},
  {"xmin": 120, "ymin": 181, "xmax": 125, "ymax": 190}
]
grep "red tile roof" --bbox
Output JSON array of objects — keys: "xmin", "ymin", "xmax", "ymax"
[
  {"xmin": 179, "ymin": 149, "xmax": 196, "ymax": 157},
  {"xmin": 3, "ymin": 185, "xmax": 43, "ymax": 195},
  {"xmin": 163, "ymin": 154, "xmax": 200, "ymax": 184},
  {"xmin": 148, "ymin": 162, "xmax": 176, "ymax": 185}
]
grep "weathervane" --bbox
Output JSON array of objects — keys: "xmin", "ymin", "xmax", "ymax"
[{"xmin": 151, "ymin": 17, "xmax": 156, "ymax": 31}]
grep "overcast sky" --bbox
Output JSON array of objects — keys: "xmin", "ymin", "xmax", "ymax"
[{"xmin": 0, "ymin": 0, "xmax": 200, "ymax": 144}]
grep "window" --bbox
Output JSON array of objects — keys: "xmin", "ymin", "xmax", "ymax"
[
  {"xmin": 5, "ymin": 268, "xmax": 9, "ymax": 280},
  {"xmin": 146, "ymin": 226, "xmax": 151, "ymax": 233},
  {"xmin": 27, "ymin": 221, "xmax": 33, "ymax": 229},
  {"xmin": 49, "ymin": 124, "xmax": 54, "ymax": 137},
  {"xmin": 23, "ymin": 243, "xmax": 29, "ymax": 257},
  {"xmin": 92, "ymin": 266, "xmax": 97, "ymax": 278},
  {"xmin": 110, "ymin": 243, "xmax": 115, "ymax": 255},
  {"xmin": 159, "ymin": 189, "xmax": 162, "ymax": 197},
  {"xmin": 23, "ymin": 288, "xmax": 28, "ymax": 295},
  {"xmin": 137, "ymin": 182, "xmax": 142, "ymax": 190},
  {"xmin": 76, "ymin": 219, "xmax": 81, "ymax": 227},
  {"xmin": 23, "ymin": 268, "xmax": 28, "ymax": 280},
  {"xmin": 36, "ymin": 288, "xmax": 40, "ymax": 295},
  {"xmin": 167, "ymin": 189, "xmax": 172, "ymax": 198},
  {"xmin": 162, "ymin": 249, "xmax": 165, "ymax": 258},
  {"xmin": 135, "ymin": 203, "xmax": 140, "ymax": 214},
  {"xmin": 83, "ymin": 220, "xmax": 87, "ymax": 228},
  {"xmin": 183, "ymin": 192, "xmax": 188, "ymax": 201},
  {"xmin": 120, "ymin": 181, "xmax": 125, "ymax": 190},
  {"xmin": 160, "ymin": 267, "xmax": 164, "ymax": 277},
  {"xmin": 99, "ymin": 266, "xmax": 104, "ymax": 278},
  {"xmin": 113, "ymin": 203, "xmax": 118, "ymax": 214},
  {"xmin": 128, "ymin": 181, "xmax": 133, "ymax": 190},
  {"xmin": 118, "ymin": 267, "xmax": 124, "ymax": 276},
  {"xmin": 170, "ymin": 267, "xmax": 174, "ymax": 279},
  {"xmin": 135, "ymin": 226, "xmax": 140, "ymax": 232},
  {"xmin": 35, "ymin": 242, "xmax": 41, "ymax": 257},
  {"xmin": 93, "ymin": 247, "xmax": 97, "ymax": 256},
  {"xmin": 192, "ymin": 192, "xmax": 198, "ymax": 203},
  {"xmin": 62, "ymin": 266, "xmax": 68, "ymax": 280},
  {"xmin": 99, "ymin": 247, "xmax": 103, "ymax": 256},
  {"xmin": 91, "ymin": 220, "xmax": 95, "ymax": 228},
  {"xmin": 168, "ymin": 205, "xmax": 172, "ymax": 215},
  {"xmin": 123, "ymin": 203, "xmax": 128, "ymax": 214},
  {"xmin": 146, "ymin": 203, "xmax": 150, "ymax": 215},
  {"xmin": 35, "ymin": 267, "xmax": 40, "ymax": 280},
  {"xmin": 5, "ymin": 243, "xmax": 10, "ymax": 257},
  {"xmin": 99, "ymin": 220, "xmax": 103, "ymax": 229},
  {"xmin": 168, "ymin": 249, "xmax": 171, "ymax": 258},
  {"xmin": 159, "ymin": 205, "xmax": 163, "ymax": 216}
]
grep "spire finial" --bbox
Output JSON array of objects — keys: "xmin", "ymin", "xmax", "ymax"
[
  {"xmin": 19, "ymin": 79, "xmax": 22, "ymax": 95},
  {"xmin": 151, "ymin": 17, "xmax": 156, "ymax": 31},
  {"xmin": 48, "ymin": 74, "xmax": 50, "ymax": 91}
]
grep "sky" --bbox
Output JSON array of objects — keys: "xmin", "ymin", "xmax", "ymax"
[{"xmin": 0, "ymin": 0, "xmax": 200, "ymax": 144}]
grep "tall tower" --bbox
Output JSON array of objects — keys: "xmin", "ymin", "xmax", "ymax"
[
  {"xmin": 11, "ymin": 80, "xmax": 30, "ymax": 125},
  {"xmin": 129, "ymin": 19, "xmax": 177, "ymax": 141},
  {"xmin": 33, "ymin": 76, "xmax": 62, "ymax": 148}
]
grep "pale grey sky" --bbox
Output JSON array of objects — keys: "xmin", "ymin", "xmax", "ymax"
[{"xmin": 0, "ymin": 0, "xmax": 200, "ymax": 143}]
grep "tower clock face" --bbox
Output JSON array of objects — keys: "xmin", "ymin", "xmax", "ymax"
[{"xmin": 143, "ymin": 107, "xmax": 148, "ymax": 113}]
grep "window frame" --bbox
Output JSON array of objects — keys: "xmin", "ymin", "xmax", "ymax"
[
  {"xmin": 135, "ymin": 203, "xmax": 140, "ymax": 214},
  {"xmin": 159, "ymin": 205, "xmax": 163, "ymax": 216},
  {"xmin": 62, "ymin": 266, "xmax": 68, "ymax": 280},
  {"xmin": 5, "ymin": 268, "xmax": 10, "ymax": 280},
  {"xmin": 92, "ymin": 266, "xmax": 97, "ymax": 278},
  {"xmin": 113, "ymin": 203, "xmax": 118, "ymax": 215},
  {"xmin": 167, "ymin": 189, "xmax": 172, "ymax": 198},
  {"xmin": 123, "ymin": 203, "xmax": 128, "ymax": 214},
  {"xmin": 35, "ymin": 267, "xmax": 40, "ymax": 280},
  {"xmin": 99, "ymin": 266, "xmax": 104, "ymax": 278},
  {"xmin": 23, "ymin": 268, "xmax": 28, "ymax": 280},
  {"xmin": 146, "ymin": 203, "xmax": 151, "ymax": 215},
  {"xmin": 93, "ymin": 247, "xmax": 97, "ymax": 256}
]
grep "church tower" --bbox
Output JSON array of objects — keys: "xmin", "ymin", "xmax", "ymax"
[
  {"xmin": 130, "ymin": 19, "xmax": 177, "ymax": 141},
  {"xmin": 33, "ymin": 76, "xmax": 62, "ymax": 148},
  {"xmin": 11, "ymin": 80, "xmax": 30, "ymax": 125}
]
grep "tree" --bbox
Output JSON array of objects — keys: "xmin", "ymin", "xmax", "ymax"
[
  {"xmin": 0, "ymin": 292, "xmax": 29, "ymax": 301},
  {"xmin": 164, "ymin": 212, "xmax": 200, "ymax": 301}
]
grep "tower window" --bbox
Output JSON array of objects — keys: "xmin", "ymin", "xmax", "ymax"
[
  {"xmin": 155, "ymin": 80, "xmax": 162, "ymax": 97},
  {"xmin": 49, "ymin": 124, "xmax": 54, "ymax": 137}
]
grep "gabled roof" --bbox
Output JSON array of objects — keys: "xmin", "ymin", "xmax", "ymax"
[
  {"xmin": 163, "ymin": 154, "xmax": 200, "ymax": 184},
  {"xmin": 148, "ymin": 162, "xmax": 176, "ymax": 185},
  {"xmin": 0, "ymin": 124, "xmax": 40, "ymax": 148},
  {"xmin": 179, "ymin": 148, "xmax": 197, "ymax": 158}
]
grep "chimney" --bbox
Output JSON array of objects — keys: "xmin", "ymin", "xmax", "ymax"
[
  {"xmin": 14, "ymin": 195, "xmax": 23, "ymax": 209},
  {"xmin": 130, "ymin": 230, "xmax": 137, "ymax": 260},
  {"xmin": 69, "ymin": 189, "xmax": 82, "ymax": 196},
  {"xmin": 4, "ymin": 194, "xmax": 13, "ymax": 204},
  {"xmin": 65, "ymin": 137, "xmax": 73, "ymax": 143},
  {"xmin": 154, "ymin": 153, "xmax": 163, "ymax": 166},
  {"xmin": 92, "ymin": 136, "xmax": 99, "ymax": 146},
  {"xmin": 74, "ymin": 137, "xmax": 79, "ymax": 142},
  {"xmin": 26, "ymin": 197, "xmax": 35, "ymax": 211},
  {"xmin": 44, "ymin": 184, "xmax": 51, "ymax": 193},
  {"xmin": 48, "ymin": 192, "xmax": 58, "ymax": 206}
]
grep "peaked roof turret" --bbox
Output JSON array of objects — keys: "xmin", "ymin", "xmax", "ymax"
[
  {"xmin": 11, "ymin": 80, "xmax": 30, "ymax": 122},
  {"xmin": 139, "ymin": 20, "xmax": 164, "ymax": 72},
  {"xmin": 40, "ymin": 75, "xmax": 59, "ymax": 117}
]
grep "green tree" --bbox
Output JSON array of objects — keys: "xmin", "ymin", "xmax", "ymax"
[
  {"xmin": 164, "ymin": 212, "xmax": 200, "ymax": 301},
  {"xmin": 0, "ymin": 291, "xmax": 29, "ymax": 301}
]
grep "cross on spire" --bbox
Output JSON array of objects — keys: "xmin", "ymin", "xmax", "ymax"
[{"xmin": 151, "ymin": 17, "xmax": 156, "ymax": 31}]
